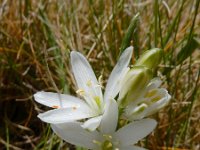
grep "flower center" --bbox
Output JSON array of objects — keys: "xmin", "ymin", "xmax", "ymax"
[
  {"xmin": 102, "ymin": 140, "xmax": 113, "ymax": 150},
  {"xmin": 101, "ymin": 134, "xmax": 115, "ymax": 150},
  {"xmin": 76, "ymin": 79, "xmax": 103, "ymax": 115}
]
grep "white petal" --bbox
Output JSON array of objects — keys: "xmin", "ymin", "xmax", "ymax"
[
  {"xmin": 38, "ymin": 106, "xmax": 94, "ymax": 124},
  {"xmin": 51, "ymin": 122, "xmax": 103, "ymax": 149},
  {"xmin": 124, "ymin": 104, "xmax": 148, "ymax": 121},
  {"xmin": 113, "ymin": 119, "xmax": 157, "ymax": 146},
  {"xmin": 146, "ymin": 89, "xmax": 171, "ymax": 116},
  {"xmin": 146, "ymin": 77, "xmax": 162, "ymax": 90},
  {"xmin": 118, "ymin": 145, "xmax": 147, "ymax": 150},
  {"xmin": 100, "ymin": 99, "xmax": 118, "ymax": 134},
  {"xmin": 81, "ymin": 115, "xmax": 102, "ymax": 131},
  {"xmin": 34, "ymin": 91, "xmax": 88, "ymax": 108},
  {"xmin": 70, "ymin": 51, "xmax": 103, "ymax": 107},
  {"xmin": 104, "ymin": 46, "xmax": 133, "ymax": 101}
]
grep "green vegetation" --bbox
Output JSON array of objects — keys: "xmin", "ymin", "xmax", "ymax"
[{"xmin": 0, "ymin": 0, "xmax": 199, "ymax": 149}]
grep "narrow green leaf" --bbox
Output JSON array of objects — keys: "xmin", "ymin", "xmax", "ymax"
[
  {"xmin": 38, "ymin": 8, "xmax": 69, "ymax": 92},
  {"xmin": 177, "ymin": 35, "xmax": 199, "ymax": 65},
  {"xmin": 163, "ymin": 0, "xmax": 185, "ymax": 46},
  {"xmin": 154, "ymin": 0, "xmax": 159, "ymax": 47},
  {"xmin": 176, "ymin": 0, "xmax": 200, "ymax": 65},
  {"xmin": 119, "ymin": 13, "xmax": 139, "ymax": 54}
]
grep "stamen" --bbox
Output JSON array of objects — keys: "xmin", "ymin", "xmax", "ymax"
[
  {"xmin": 98, "ymin": 75, "xmax": 103, "ymax": 87},
  {"xmin": 76, "ymin": 89, "xmax": 85, "ymax": 96},
  {"xmin": 94, "ymin": 84, "xmax": 103, "ymax": 88},
  {"xmin": 103, "ymin": 134, "xmax": 112, "ymax": 140},
  {"xmin": 92, "ymin": 140, "xmax": 101, "ymax": 146}
]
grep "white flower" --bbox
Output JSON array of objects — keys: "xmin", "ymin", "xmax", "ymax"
[
  {"xmin": 122, "ymin": 78, "xmax": 171, "ymax": 121},
  {"xmin": 34, "ymin": 46, "xmax": 133, "ymax": 131},
  {"xmin": 117, "ymin": 48, "xmax": 171, "ymax": 121},
  {"xmin": 51, "ymin": 99, "xmax": 157, "ymax": 150}
]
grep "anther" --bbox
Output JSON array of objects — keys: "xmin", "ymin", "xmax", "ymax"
[
  {"xmin": 52, "ymin": 105, "xmax": 59, "ymax": 109},
  {"xmin": 76, "ymin": 89, "xmax": 85, "ymax": 96},
  {"xmin": 103, "ymin": 134, "xmax": 112, "ymax": 140},
  {"xmin": 92, "ymin": 140, "xmax": 101, "ymax": 146},
  {"xmin": 98, "ymin": 75, "xmax": 103, "ymax": 86},
  {"xmin": 144, "ymin": 89, "xmax": 157, "ymax": 98}
]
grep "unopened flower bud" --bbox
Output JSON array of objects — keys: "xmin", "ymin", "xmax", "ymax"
[
  {"xmin": 123, "ymin": 78, "xmax": 171, "ymax": 121},
  {"xmin": 119, "ymin": 66, "xmax": 152, "ymax": 107},
  {"xmin": 135, "ymin": 48, "xmax": 163, "ymax": 70}
]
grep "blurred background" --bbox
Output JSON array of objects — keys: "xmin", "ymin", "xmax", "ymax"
[{"xmin": 0, "ymin": 0, "xmax": 199, "ymax": 149}]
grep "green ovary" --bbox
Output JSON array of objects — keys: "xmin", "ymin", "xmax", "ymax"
[{"xmin": 101, "ymin": 140, "xmax": 113, "ymax": 150}]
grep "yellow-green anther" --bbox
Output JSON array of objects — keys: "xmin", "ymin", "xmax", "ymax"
[
  {"xmin": 92, "ymin": 140, "xmax": 101, "ymax": 146},
  {"xmin": 119, "ymin": 66, "xmax": 152, "ymax": 107},
  {"xmin": 103, "ymin": 134, "xmax": 112, "ymax": 140},
  {"xmin": 144, "ymin": 89, "xmax": 157, "ymax": 98},
  {"xmin": 76, "ymin": 89, "xmax": 85, "ymax": 96},
  {"xmin": 94, "ymin": 96, "xmax": 101, "ymax": 108},
  {"xmin": 150, "ymin": 96, "xmax": 161, "ymax": 103},
  {"xmin": 135, "ymin": 48, "xmax": 163, "ymax": 70},
  {"xmin": 102, "ymin": 135, "xmax": 113, "ymax": 150}
]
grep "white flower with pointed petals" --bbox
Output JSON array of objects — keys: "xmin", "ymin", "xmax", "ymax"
[
  {"xmin": 51, "ymin": 99, "xmax": 157, "ymax": 150},
  {"xmin": 34, "ymin": 46, "xmax": 133, "ymax": 131},
  {"xmin": 122, "ymin": 78, "xmax": 171, "ymax": 121}
]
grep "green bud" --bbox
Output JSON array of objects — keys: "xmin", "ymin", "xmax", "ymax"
[
  {"xmin": 135, "ymin": 48, "xmax": 163, "ymax": 69},
  {"xmin": 119, "ymin": 66, "xmax": 152, "ymax": 107}
]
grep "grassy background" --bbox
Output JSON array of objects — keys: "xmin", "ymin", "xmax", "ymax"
[{"xmin": 0, "ymin": 0, "xmax": 199, "ymax": 149}]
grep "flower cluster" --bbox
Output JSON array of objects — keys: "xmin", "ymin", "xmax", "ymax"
[{"xmin": 34, "ymin": 46, "xmax": 171, "ymax": 150}]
